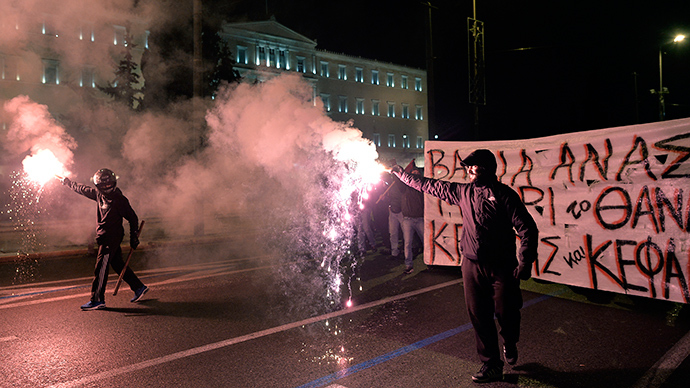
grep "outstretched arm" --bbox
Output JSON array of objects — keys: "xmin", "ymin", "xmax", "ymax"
[
  {"xmin": 57, "ymin": 176, "xmax": 97, "ymax": 201},
  {"xmin": 390, "ymin": 167, "xmax": 462, "ymax": 206}
]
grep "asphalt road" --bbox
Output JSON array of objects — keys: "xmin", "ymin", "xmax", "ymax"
[{"xmin": 1, "ymin": 240, "xmax": 689, "ymax": 388}]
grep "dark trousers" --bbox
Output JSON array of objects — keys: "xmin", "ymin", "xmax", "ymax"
[
  {"xmin": 91, "ymin": 242, "xmax": 144, "ymax": 302},
  {"xmin": 462, "ymin": 258, "xmax": 523, "ymax": 365}
]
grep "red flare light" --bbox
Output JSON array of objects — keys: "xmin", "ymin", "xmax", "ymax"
[{"xmin": 22, "ymin": 149, "xmax": 66, "ymax": 186}]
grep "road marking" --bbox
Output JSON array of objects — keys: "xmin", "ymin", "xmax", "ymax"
[
  {"xmin": 47, "ymin": 279, "xmax": 463, "ymax": 388},
  {"xmin": 0, "ymin": 335, "xmax": 18, "ymax": 342},
  {"xmin": 0, "ymin": 258, "xmax": 272, "ymax": 309},
  {"xmin": 632, "ymin": 327, "xmax": 690, "ymax": 388},
  {"xmin": 296, "ymin": 292, "xmax": 556, "ymax": 388}
]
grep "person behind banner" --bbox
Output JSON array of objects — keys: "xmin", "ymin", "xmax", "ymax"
[
  {"xmin": 400, "ymin": 167, "xmax": 424, "ymax": 274},
  {"xmin": 390, "ymin": 149, "xmax": 538, "ymax": 383},
  {"xmin": 58, "ymin": 169, "xmax": 149, "ymax": 310},
  {"xmin": 386, "ymin": 173, "xmax": 404, "ymax": 259}
]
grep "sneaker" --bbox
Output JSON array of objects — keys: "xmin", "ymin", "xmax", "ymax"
[
  {"xmin": 504, "ymin": 344, "xmax": 518, "ymax": 365},
  {"xmin": 131, "ymin": 285, "xmax": 149, "ymax": 303},
  {"xmin": 403, "ymin": 266, "xmax": 414, "ymax": 274},
  {"xmin": 81, "ymin": 301, "xmax": 106, "ymax": 311},
  {"xmin": 471, "ymin": 363, "xmax": 503, "ymax": 383}
]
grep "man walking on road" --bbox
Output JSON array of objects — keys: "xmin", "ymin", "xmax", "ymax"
[
  {"xmin": 58, "ymin": 168, "xmax": 149, "ymax": 310},
  {"xmin": 391, "ymin": 149, "xmax": 539, "ymax": 383}
]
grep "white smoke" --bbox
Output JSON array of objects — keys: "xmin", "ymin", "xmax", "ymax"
[{"xmin": 1, "ymin": 1, "xmax": 382, "ymax": 313}]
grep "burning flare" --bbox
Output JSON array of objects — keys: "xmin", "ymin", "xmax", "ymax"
[{"xmin": 22, "ymin": 149, "xmax": 67, "ymax": 186}]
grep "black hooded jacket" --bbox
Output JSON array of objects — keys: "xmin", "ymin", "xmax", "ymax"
[
  {"xmin": 394, "ymin": 171, "xmax": 538, "ymax": 267},
  {"xmin": 65, "ymin": 181, "xmax": 138, "ymax": 246}
]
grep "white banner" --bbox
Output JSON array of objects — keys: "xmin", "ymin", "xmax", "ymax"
[{"xmin": 423, "ymin": 118, "xmax": 690, "ymax": 303}]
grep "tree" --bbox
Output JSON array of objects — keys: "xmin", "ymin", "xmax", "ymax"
[
  {"xmin": 207, "ymin": 33, "xmax": 241, "ymax": 96},
  {"xmin": 143, "ymin": 17, "xmax": 241, "ymax": 107},
  {"xmin": 98, "ymin": 34, "xmax": 144, "ymax": 111}
]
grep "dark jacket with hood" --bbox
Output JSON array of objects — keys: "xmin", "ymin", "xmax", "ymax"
[
  {"xmin": 394, "ymin": 170, "xmax": 538, "ymax": 268},
  {"xmin": 65, "ymin": 180, "xmax": 138, "ymax": 246}
]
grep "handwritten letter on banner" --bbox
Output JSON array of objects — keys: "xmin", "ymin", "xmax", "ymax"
[{"xmin": 423, "ymin": 118, "xmax": 690, "ymax": 303}]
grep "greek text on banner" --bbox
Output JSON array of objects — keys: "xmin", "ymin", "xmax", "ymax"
[{"xmin": 422, "ymin": 118, "xmax": 690, "ymax": 304}]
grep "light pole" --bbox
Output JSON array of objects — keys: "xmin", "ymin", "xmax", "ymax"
[{"xmin": 655, "ymin": 34, "xmax": 685, "ymax": 121}]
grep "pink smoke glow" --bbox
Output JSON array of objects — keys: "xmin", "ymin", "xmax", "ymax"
[
  {"xmin": 3, "ymin": 96, "xmax": 76, "ymax": 182},
  {"xmin": 22, "ymin": 149, "xmax": 68, "ymax": 186}
]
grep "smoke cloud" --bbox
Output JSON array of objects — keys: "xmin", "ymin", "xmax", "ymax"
[{"xmin": 1, "ymin": 1, "xmax": 381, "ymax": 314}]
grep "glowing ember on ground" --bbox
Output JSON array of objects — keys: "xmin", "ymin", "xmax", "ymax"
[
  {"xmin": 345, "ymin": 299, "xmax": 353, "ymax": 308},
  {"xmin": 22, "ymin": 149, "xmax": 67, "ymax": 186}
]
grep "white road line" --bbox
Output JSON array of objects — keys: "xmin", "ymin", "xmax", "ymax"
[
  {"xmin": 0, "ymin": 259, "xmax": 274, "ymax": 309},
  {"xmin": 47, "ymin": 279, "xmax": 462, "ymax": 388},
  {"xmin": 632, "ymin": 327, "xmax": 690, "ymax": 388},
  {"xmin": 0, "ymin": 335, "xmax": 18, "ymax": 342}
]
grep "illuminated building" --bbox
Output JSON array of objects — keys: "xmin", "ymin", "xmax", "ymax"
[
  {"xmin": 0, "ymin": 11, "xmax": 148, "ymax": 115},
  {"xmin": 0, "ymin": 6, "xmax": 148, "ymax": 180},
  {"xmin": 220, "ymin": 19, "xmax": 428, "ymax": 164}
]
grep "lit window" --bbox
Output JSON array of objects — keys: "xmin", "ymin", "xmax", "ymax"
[
  {"xmin": 373, "ymin": 133, "xmax": 381, "ymax": 146},
  {"xmin": 42, "ymin": 16, "xmax": 57, "ymax": 37},
  {"xmin": 386, "ymin": 72, "xmax": 394, "ymax": 87},
  {"xmin": 13, "ymin": 57, "xmax": 20, "ymax": 81},
  {"xmin": 415, "ymin": 105, "xmax": 423, "ymax": 120},
  {"xmin": 338, "ymin": 96, "xmax": 348, "ymax": 113},
  {"xmin": 401, "ymin": 75, "xmax": 408, "ymax": 89},
  {"xmin": 80, "ymin": 67, "xmax": 95, "ymax": 88},
  {"xmin": 257, "ymin": 46, "xmax": 266, "ymax": 65},
  {"xmin": 338, "ymin": 64, "xmax": 347, "ymax": 80},
  {"xmin": 237, "ymin": 46, "xmax": 247, "ymax": 64},
  {"xmin": 113, "ymin": 26, "xmax": 126, "ymax": 46},
  {"xmin": 387, "ymin": 102, "xmax": 395, "ymax": 117},
  {"xmin": 42, "ymin": 59, "xmax": 59, "ymax": 84},
  {"xmin": 355, "ymin": 67, "xmax": 363, "ymax": 82},
  {"xmin": 320, "ymin": 93, "xmax": 331, "ymax": 112},
  {"xmin": 415, "ymin": 77, "xmax": 422, "ymax": 91},
  {"xmin": 388, "ymin": 134, "xmax": 396, "ymax": 147},
  {"xmin": 402, "ymin": 104, "xmax": 409, "ymax": 119},
  {"xmin": 80, "ymin": 23, "xmax": 95, "ymax": 42},
  {"xmin": 320, "ymin": 61, "xmax": 329, "ymax": 77},
  {"xmin": 372, "ymin": 100, "xmax": 380, "ymax": 116},
  {"xmin": 416, "ymin": 136, "xmax": 424, "ymax": 149},
  {"xmin": 296, "ymin": 57, "xmax": 306, "ymax": 73},
  {"xmin": 402, "ymin": 135, "xmax": 410, "ymax": 148},
  {"xmin": 279, "ymin": 49, "xmax": 288, "ymax": 69},
  {"xmin": 371, "ymin": 70, "xmax": 379, "ymax": 85},
  {"xmin": 269, "ymin": 48, "xmax": 276, "ymax": 67},
  {"xmin": 3, "ymin": 56, "xmax": 19, "ymax": 81},
  {"xmin": 356, "ymin": 98, "xmax": 364, "ymax": 114}
]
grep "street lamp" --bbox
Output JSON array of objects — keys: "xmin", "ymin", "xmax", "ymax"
[{"xmin": 654, "ymin": 34, "xmax": 685, "ymax": 121}]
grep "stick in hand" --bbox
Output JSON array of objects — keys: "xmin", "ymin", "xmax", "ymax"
[{"xmin": 113, "ymin": 220, "xmax": 145, "ymax": 296}]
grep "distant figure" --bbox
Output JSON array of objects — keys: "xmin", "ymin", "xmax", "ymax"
[
  {"xmin": 356, "ymin": 188, "xmax": 377, "ymax": 254},
  {"xmin": 391, "ymin": 149, "xmax": 539, "ymax": 383},
  {"xmin": 58, "ymin": 169, "xmax": 148, "ymax": 310},
  {"xmin": 386, "ymin": 174, "xmax": 404, "ymax": 259},
  {"xmin": 400, "ymin": 167, "xmax": 424, "ymax": 274}
]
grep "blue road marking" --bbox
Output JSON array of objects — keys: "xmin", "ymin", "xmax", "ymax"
[{"xmin": 297, "ymin": 293, "xmax": 554, "ymax": 388}]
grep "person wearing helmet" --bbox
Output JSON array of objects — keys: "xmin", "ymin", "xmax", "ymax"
[
  {"xmin": 59, "ymin": 168, "xmax": 148, "ymax": 310},
  {"xmin": 390, "ymin": 149, "xmax": 539, "ymax": 383}
]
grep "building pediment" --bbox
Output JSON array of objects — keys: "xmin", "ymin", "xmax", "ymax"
[{"xmin": 221, "ymin": 20, "xmax": 317, "ymax": 47}]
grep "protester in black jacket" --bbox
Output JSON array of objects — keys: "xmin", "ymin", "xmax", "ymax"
[
  {"xmin": 59, "ymin": 169, "xmax": 148, "ymax": 310},
  {"xmin": 391, "ymin": 149, "xmax": 538, "ymax": 383}
]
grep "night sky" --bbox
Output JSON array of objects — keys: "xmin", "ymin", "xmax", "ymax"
[{"xmin": 206, "ymin": 0, "xmax": 690, "ymax": 141}]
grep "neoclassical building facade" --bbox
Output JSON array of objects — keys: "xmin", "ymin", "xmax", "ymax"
[{"xmin": 219, "ymin": 20, "xmax": 428, "ymax": 164}]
